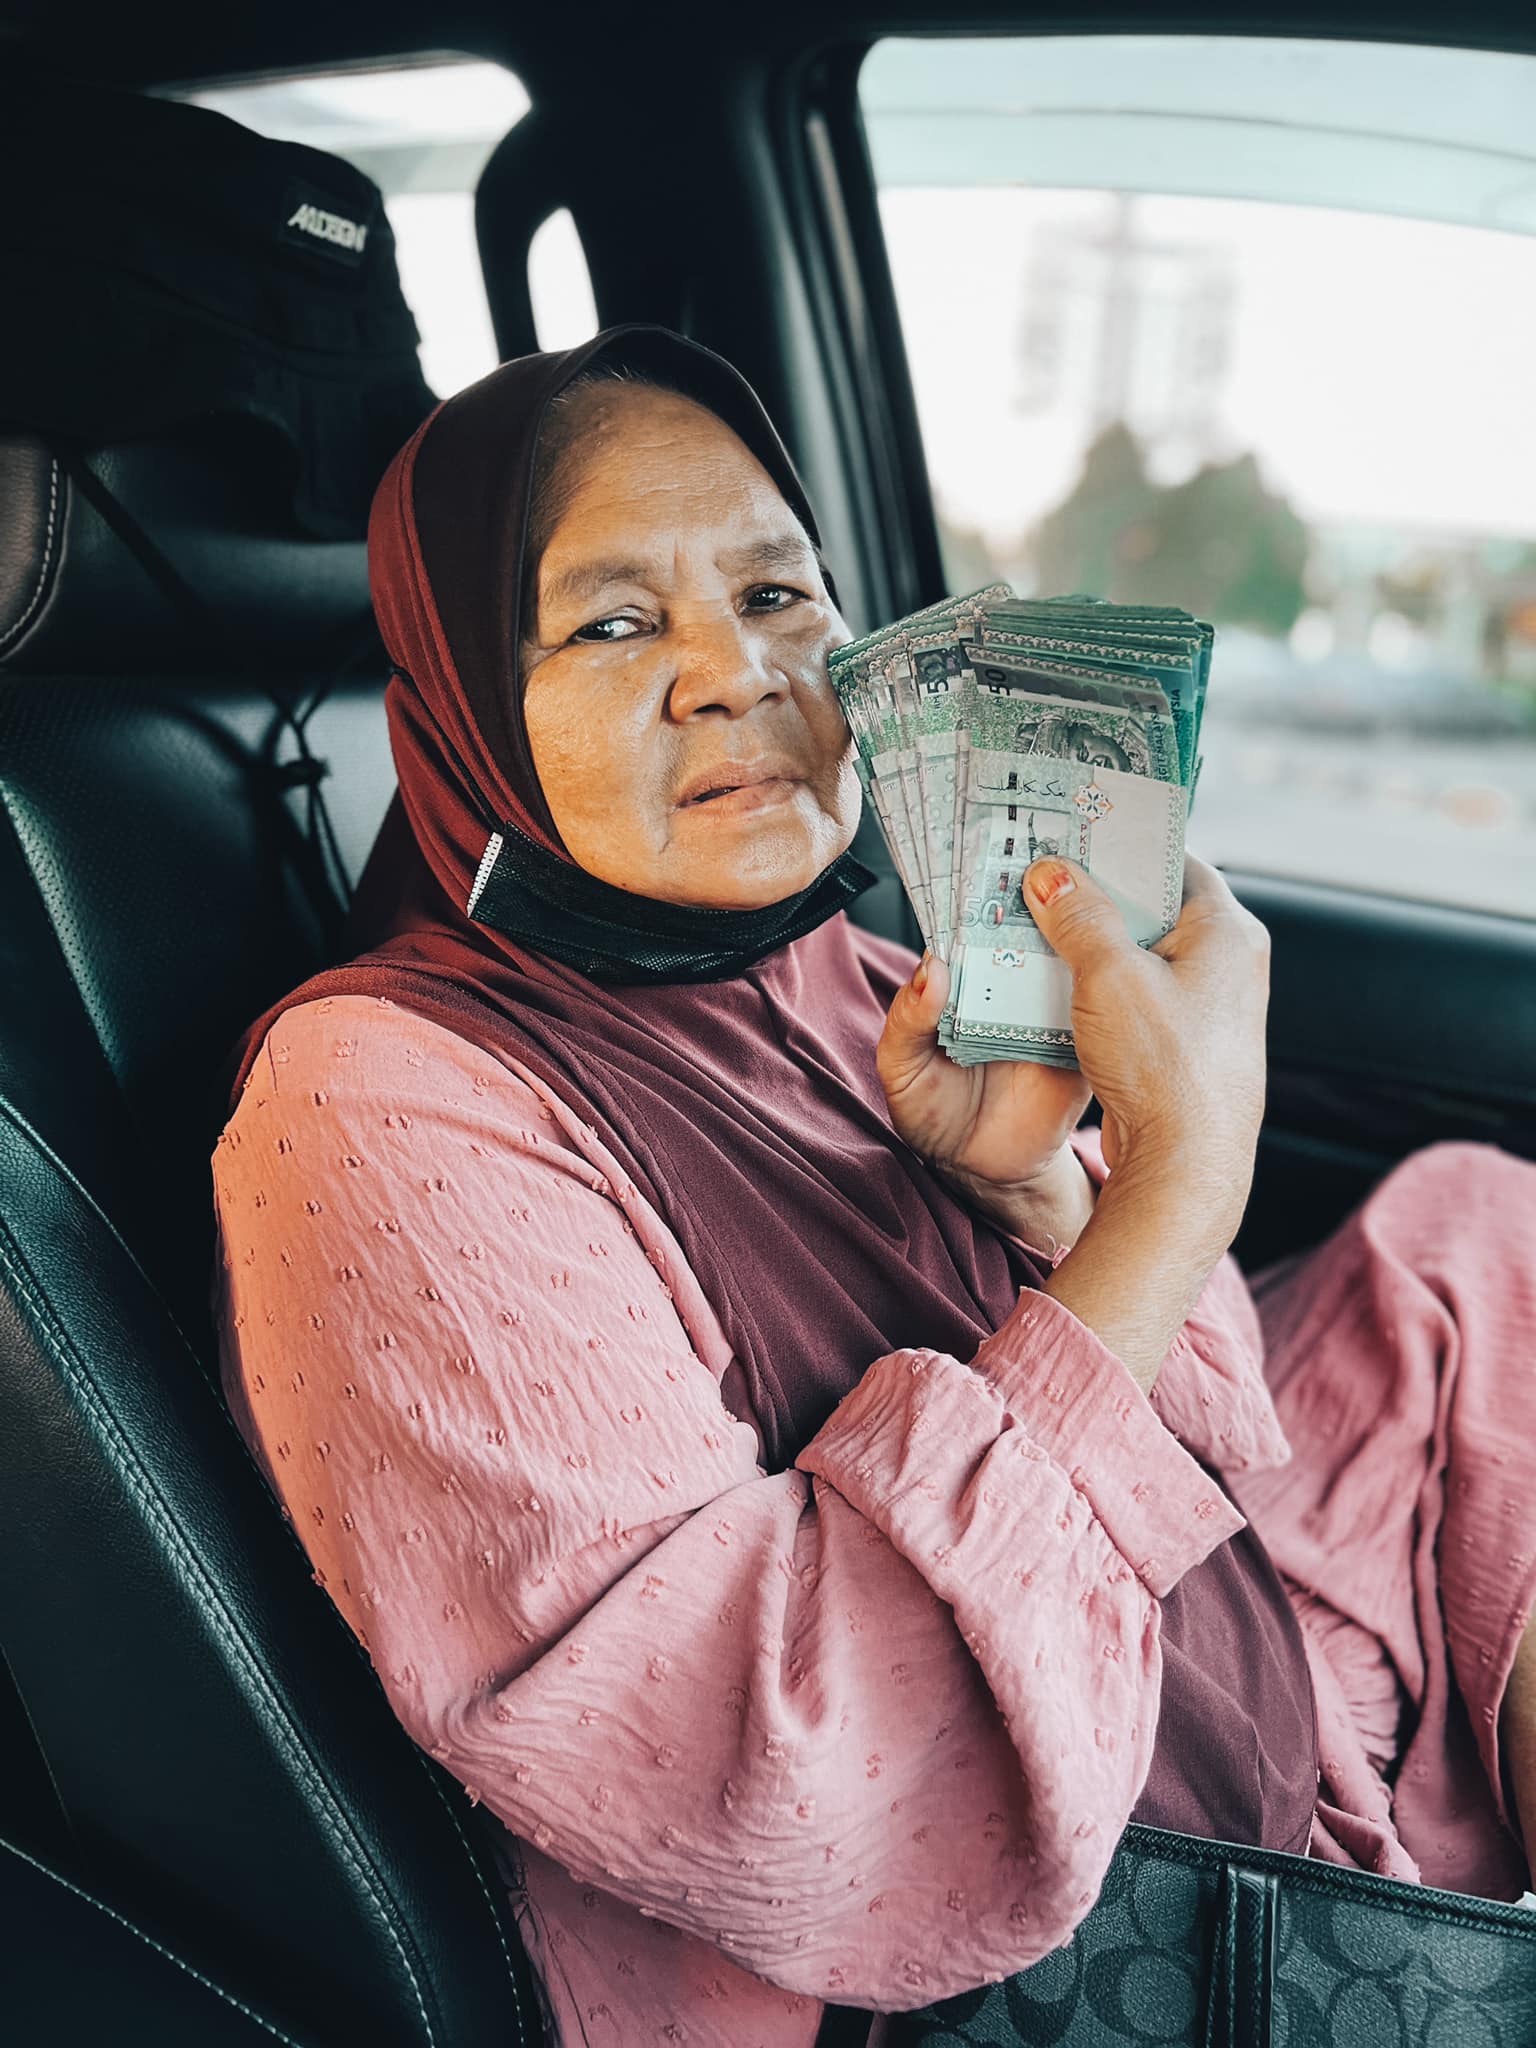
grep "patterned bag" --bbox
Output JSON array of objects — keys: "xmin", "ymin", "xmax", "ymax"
[{"xmin": 880, "ymin": 1823, "xmax": 1536, "ymax": 2047}]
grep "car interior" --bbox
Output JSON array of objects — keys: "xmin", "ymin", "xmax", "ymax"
[{"xmin": 1, "ymin": 0, "xmax": 1533, "ymax": 2041}]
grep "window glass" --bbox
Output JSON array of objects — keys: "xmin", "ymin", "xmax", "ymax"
[
  {"xmin": 528, "ymin": 208, "xmax": 601, "ymax": 352},
  {"xmin": 860, "ymin": 36, "xmax": 1536, "ymax": 917},
  {"xmin": 178, "ymin": 60, "xmax": 600, "ymax": 395}
]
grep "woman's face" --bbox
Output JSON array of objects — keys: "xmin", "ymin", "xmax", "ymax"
[{"xmin": 521, "ymin": 386, "xmax": 861, "ymax": 910}]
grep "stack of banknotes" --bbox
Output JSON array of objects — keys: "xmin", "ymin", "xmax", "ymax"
[{"xmin": 830, "ymin": 586, "xmax": 1211, "ymax": 1068}]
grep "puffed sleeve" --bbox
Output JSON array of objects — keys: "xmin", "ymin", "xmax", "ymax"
[{"xmin": 214, "ymin": 997, "xmax": 1246, "ymax": 2012}]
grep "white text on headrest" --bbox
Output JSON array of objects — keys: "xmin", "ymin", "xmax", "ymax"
[{"xmin": 285, "ymin": 202, "xmax": 369, "ymax": 254}]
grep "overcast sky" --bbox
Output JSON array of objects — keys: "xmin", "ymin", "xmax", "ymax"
[{"xmin": 880, "ymin": 187, "xmax": 1536, "ymax": 546}]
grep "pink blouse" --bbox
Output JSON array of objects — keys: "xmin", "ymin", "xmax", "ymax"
[{"xmin": 213, "ymin": 993, "xmax": 1310, "ymax": 2047}]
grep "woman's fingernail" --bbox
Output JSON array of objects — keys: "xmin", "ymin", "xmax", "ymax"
[
  {"xmin": 913, "ymin": 954, "xmax": 930, "ymax": 996},
  {"xmin": 1027, "ymin": 859, "xmax": 1075, "ymax": 907}
]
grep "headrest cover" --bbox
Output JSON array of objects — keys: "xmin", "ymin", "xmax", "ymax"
[{"xmin": 0, "ymin": 65, "xmax": 438, "ymax": 541}]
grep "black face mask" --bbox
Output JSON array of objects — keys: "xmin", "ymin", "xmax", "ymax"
[{"xmin": 465, "ymin": 816, "xmax": 878, "ymax": 985}]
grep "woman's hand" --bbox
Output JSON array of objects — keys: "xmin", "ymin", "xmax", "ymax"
[
  {"xmin": 1020, "ymin": 850, "xmax": 1271, "ymax": 1388},
  {"xmin": 1022, "ymin": 851, "xmax": 1270, "ymax": 1249},
  {"xmin": 877, "ymin": 849, "xmax": 1270, "ymax": 1380},
  {"xmin": 877, "ymin": 950, "xmax": 1096, "ymax": 1248}
]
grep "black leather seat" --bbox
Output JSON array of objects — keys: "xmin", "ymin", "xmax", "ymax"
[{"xmin": 0, "ymin": 80, "xmax": 546, "ymax": 2048}]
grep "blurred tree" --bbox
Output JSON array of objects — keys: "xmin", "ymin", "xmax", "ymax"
[
  {"xmin": 1033, "ymin": 426, "xmax": 1310, "ymax": 634},
  {"xmin": 1032, "ymin": 424, "xmax": 1157, "ymax": 603}
]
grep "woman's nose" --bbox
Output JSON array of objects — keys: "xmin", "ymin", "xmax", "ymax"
[{"xmin": 667, "ymin": 612, "xmax": 788, "ymax": 720}]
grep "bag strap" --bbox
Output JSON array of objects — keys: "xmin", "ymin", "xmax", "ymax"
[
  {"xmin": 1206, "ymin": 1860, "xmax": 1278, "ymax": 2048},
  {"xmin": 815, "ymin": 2002, "xmax": 875, "ymax": 2045},
  {"xmin": 56, "ymin": 446, "xmax": 374, "ymax": 959}
]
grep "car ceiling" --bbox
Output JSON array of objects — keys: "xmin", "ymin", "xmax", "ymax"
[{"xmin": 3, "ymin": 0, "xmax": 1533, "ymax": 96}]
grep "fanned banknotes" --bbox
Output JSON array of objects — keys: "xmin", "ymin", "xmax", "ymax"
[{"xmin": 831, "ymin": 589, "xmax": 1212, "ymax": 1069}]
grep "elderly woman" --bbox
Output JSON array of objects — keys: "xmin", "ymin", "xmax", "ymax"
[{"xmin": 215, "ymin": 326, "xmax": 1536, "ymax": 2047}]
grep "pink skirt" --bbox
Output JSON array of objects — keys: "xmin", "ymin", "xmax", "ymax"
[{"xmin": 1229, "ymin": 1142, "xmax": 1536, "ymax": 1900}]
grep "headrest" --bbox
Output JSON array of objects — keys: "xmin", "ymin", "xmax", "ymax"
[
  {"xmin": 0, "ymin": 66, "xmax": 440, "ymax": 675},
  {"xmin": 0, "ymin": 422, "xmax": 375, "ymax": 676}
]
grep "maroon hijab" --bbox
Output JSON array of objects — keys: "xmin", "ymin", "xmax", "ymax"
[{"xmin": 223, "ymin": 325, "xmax": 1316, "ymax": 1850}]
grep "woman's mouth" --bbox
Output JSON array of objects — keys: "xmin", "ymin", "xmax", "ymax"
[
  {"xmin": 677, "ymin": 756, "xmax": 805, "ymax": 811},
  {"xmin": 681, "ymin": 777, "xmax": 800, "ymax": 814}
]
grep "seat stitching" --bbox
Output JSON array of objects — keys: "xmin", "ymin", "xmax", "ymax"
[
  {"xmin": 415, "ymin": 1772, "xmax": 532, "ymax": 2048},
  {"xmin": 0, "ymin": 1099, "xmax": 536, "ymax": 2034},
  {"xmin": 0, "ymin": 456, "xmax": 61, "ymax": 658},
  {"xmin": 0, "ymin": 1833, "xmax": 306, "ymax": 2046},
  {"xmin": 0, "ymin": 1214, "xmax": 440, "ymax": 2048},
  {"xmin": 221, "ymin": 1384, "xmax": 539, "ymax": 2037}
]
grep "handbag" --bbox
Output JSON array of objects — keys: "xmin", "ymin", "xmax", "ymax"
[{"xmin": 877, "ymin": 1822, "xmax": 1536, "ymax": 2047}]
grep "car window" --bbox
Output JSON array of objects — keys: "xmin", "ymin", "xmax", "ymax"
[
  {"xmin": 859, "ymin": 35, "xmax": 1536, "ymax": 919},
  {"xmin": 176, "ymin": 58, "xmax": 598, "ymax": 392}
]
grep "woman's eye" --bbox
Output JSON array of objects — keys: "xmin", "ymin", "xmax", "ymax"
[
  {"xmin": 570, "ymin": 613, "xmax": 645, "ymax": 644},
  {"xmin": 749, "ymin": 581, "xmax": 811, "ymax": 610},
  {"xmin": 565, "ymin": 585, "xmax": 806, "ymax": 638}
]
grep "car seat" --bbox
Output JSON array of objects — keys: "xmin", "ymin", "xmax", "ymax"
[{"xmin": 0, "ymin": 70, "xmax": 547, "ymax": 2047}]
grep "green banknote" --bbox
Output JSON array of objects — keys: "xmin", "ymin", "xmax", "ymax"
[
  {"xmin": 965, "ymin": 675, "xmax": 1182, "ymax": 787},
  {"xmin": 834, "ymin": 585, "xmax": 1212, "ymax": 1069},
  {"xmin": 943, "ymin": 761, "xmax": 1186, "ymax": 1066}
]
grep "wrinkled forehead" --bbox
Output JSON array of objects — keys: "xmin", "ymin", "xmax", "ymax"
[
  {"xmin": 531, "ymin": 391, "xmax": 813, "ymax": 594},
  {"xmin": 535, "ymin": 378, "xmax": 791, "ymax": 528}
]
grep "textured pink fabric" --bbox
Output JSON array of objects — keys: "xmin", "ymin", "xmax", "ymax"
[
  {"xmin": 213, "ymin": 996, "xmax": 1534, "ymax": 2044},
  {"xmin": 1228, "ymin": 1143, "xmax": 1536, "ymax": 1901}
]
